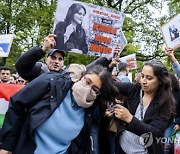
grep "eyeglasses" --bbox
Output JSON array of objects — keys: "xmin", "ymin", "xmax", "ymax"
[
  {"xmin": 82, "ymin": 76, "xmax": 101, "ymax": 96},
  {"xmin": 17, "ymin": 80, "xmax": 26, "ymax": 83}
]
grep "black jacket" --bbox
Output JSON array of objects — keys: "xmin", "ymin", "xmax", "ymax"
[
  {"xmin": 174, "ymin": 90, "xmax": 180, "ymax": 125},
  {"xmin": 0, "ymin": 72, "xmax": 93, "ymax": 154},
  {"xmin": 115, "ymin": 82, "xmax": 172, "ymax": 154},
  {"xmin": 54, "ymin": 21, "xmax": 88, "ymax": 54},
  {"xmin": 15, "ymin": 46, "xmax": 111, "ymax": 82},
  {"xmin": 15, "ymin": 46, "xmax": 66, "ymax": 82}
]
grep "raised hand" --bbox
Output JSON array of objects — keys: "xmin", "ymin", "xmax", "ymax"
[
  {"xmin": 165, "ymin": 47, "xmax": 176, "ymax": 63},
  {"xmin": 64, "ymin": 24, "xmax": 75, "ymax": 43},
  {"xmin": 42, "ymin": 34, "xmax": 56, "ymax": 52}
]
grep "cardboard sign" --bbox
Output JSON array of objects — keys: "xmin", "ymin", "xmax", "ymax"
[
  {"xmin": 0, "ymin": 34, "xmax": 14, "ymax": 57},
  {"xmin": 53, "ymin": 0, "xmax": 127, "ymax": 57},
  {"xmin": 120, "ymin": 53, "xmax": 137, "ymax": 70},
  {"xmin": 161, "ymin": 14, "xmax": 180, "ymax": 50}
]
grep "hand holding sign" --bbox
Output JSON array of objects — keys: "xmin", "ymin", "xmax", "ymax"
[
  {"xmin": 161, "ymin": 14, "xmax": 180, "ymax": 50},
  {"xmin": 42, "ymin": 34, "xmax": 56, "ymax": 51},
  {"xmin": 164, "ymin": 47, "xmax": 174, "ymax": 57}
]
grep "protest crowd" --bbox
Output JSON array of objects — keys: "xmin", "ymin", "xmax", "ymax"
[
  {"xmin": 0, "ymin": 1, "xmax": 180, "ymax": 154},
  {"xmin": 0, "ymin": 33, "xmax": 179, "ymax": 154}
]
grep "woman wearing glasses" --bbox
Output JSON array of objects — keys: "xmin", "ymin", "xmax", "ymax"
[
  {"xmin": 54, "ymin": 3, "xmax": 88, "ymax": 54},
  {"xmin": 113, "ymin": 60, "xmax": 175, "ymax": 154},
  {"xmin": 0, "ymin": 64, "xmax": 118, "ymax": 154}
]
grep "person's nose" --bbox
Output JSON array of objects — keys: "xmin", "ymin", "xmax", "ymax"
[
  {"xmin": 142, "ymin": 78, "xmax": 147, "ymax": 84},
  {"xmin": 79, "ymin": 15, "xmax": 84, "ymax": 19}
]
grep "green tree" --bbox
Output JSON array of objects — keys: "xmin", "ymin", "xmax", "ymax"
[
  {"xmin": 0, "ymin": 0, "xmax": 56, "ymax": 72},
  {"xmin": 0, "ymin": 0, "xmax": 179, "ymax": 73}
]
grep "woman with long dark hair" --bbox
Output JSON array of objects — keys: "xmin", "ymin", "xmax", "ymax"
[
  {"xmin": 114, "ymin": 60, "xmax": 175, "ymax": 154},
  {"xmin": 0, "ymin": 65, "xmax": 118, "ymax": 154},
  {"xmin": 54, "ymin": 3, "xmax": 88, "ymax": 54}
]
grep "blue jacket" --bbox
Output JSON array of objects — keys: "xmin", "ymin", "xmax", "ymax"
[
  {"xmin": 171, "ymin": 60, "xmax": 180, "ymax": 78},
  {"xmin": 0, "ymin": 72, "xmax": 93, "ymax": 154}
]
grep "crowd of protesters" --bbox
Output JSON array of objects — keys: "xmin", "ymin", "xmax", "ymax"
[
  {"xmin": 0, "ymin": 66, "xmax": 26, "ymax": 85},
  {"xmin": 0, "ymin": 33, "xmax": 179, "ymax": 154}
]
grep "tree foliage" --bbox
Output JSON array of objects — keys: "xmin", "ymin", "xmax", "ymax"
[
  {"xmin": 0, "ymin": 0, "xmax": 56, "ymax": 72},
  {"xmin": 0, "ymin": 0, "xmax": 179, "ymax": 73}
]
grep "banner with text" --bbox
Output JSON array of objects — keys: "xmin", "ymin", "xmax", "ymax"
[{"xmin": 53, "ymin": 0, "xmax": 126, "ymax": 57}]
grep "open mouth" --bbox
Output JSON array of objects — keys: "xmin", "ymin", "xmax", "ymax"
[{"xmin": 52, "ymin": 65, "xmax": 59, "ymax": 68}]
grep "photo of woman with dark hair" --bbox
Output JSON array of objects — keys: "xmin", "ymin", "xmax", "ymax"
[
  {"xmin": 172, "ymin": 25, "xmax": 179, "ymax": 39},
  {"xmin": 54, "ymin": 3, "xmax": 88, "ymax": 54}
]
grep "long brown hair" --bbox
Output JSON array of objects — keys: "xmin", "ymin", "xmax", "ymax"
[{"xmin": 143, "ymin": 60, "xmax": 175, "ymax": 118}]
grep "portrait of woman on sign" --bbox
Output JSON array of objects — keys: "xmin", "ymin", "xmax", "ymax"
[{"xmin": 54, "ymin": 3, "xmax": 88, "ymax": 54}]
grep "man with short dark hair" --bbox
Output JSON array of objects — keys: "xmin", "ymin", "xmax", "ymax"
[
  {"xmin": 0, "ymin": 66, "xmax": 11, "ymax": 83},
  {"xmin": 117, "ymin": 62, "xmax": 130, "ymax": 82},
  {"xmin": 15, "ymin": 34, "xmax": 66, "ymax": 82}
]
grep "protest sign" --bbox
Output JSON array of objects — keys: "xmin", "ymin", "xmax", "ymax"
[
  {"xmin": 0, "ymin": 34, "xmax": 14, "ymax": 57},
  {"xmin": 119, "ymin": 53, "xmax": 137, "ymax": 70},
  {"xmin": 0, "ymin": 83, "xmax": 24, "ymax": 127},
  {"xmin": 161, "ymin": 14, "xmax": 180, "ymax": 50},
  {"xmin": 53, "ymin": 0, "xmax": 126, "ymax": 57}
]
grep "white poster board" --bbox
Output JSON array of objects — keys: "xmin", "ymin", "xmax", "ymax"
[
  {"xmin": 0, "ymin": 34, "xmax": 14, "ymax": 57},
  {"xmin": 161, "ymin": 14, "xmax": 180, "ymax": 50},
  {"xmin": 53, "ymin": 0, "xmax": 126, "ymax": 57},
  {"xmin": 120, "ymin": 53, "xmax": 137, "ymax": 70}
]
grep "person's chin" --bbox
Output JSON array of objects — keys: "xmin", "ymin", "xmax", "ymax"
[
  {"xmin": 50, "ymin": 67, "xmax": 60, "ymax": 72},
  {"xmin": 77, "ymin": 21, "xmax": 82, "ymax": 25},
  {"xmin": 141, "ymin": 86, "xmax": 148, "ymax": 91}
]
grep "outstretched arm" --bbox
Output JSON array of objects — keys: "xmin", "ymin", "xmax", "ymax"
[
  {"xmin": 165, "ymin": 47, "xmax": 180, "ymax": 78},
  {"xmin": 15, "ymin": 34, "xmax": 56, "ymax": 81}
]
